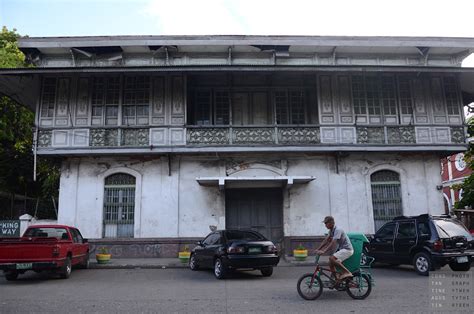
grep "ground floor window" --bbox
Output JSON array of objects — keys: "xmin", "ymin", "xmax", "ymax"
[
  {"xmin": 103, "ymin": 173, "xmax": 136, "ymax": 238},
  {"xmin": 370, "ymin": 170, "xmax": 403, "ymax": 231}
]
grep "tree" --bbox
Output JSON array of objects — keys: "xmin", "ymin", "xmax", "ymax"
[
  {"xmin": 455, "ymin": 116, "xmax": 473, "ymax": 209},
  {"xmin": 0, "ymin": 27, "xmax": 60, "ymax": 219}
]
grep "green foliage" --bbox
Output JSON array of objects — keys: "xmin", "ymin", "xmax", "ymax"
[
  {"xmin": 455, "ymin": 117, "xmax": 474, "ymax": 209},
  {"xmin": 0, "ymin": 26, "xmax": 25, "ymax": 68},
  {"xmin": 0, "ymin": 27, "xmax": 60, "ymax": 219}
]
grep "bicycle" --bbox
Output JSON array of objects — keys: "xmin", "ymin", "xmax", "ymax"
[{"xmin": 297, "ymin": 254, "xmax": 372, "ymax": 300}]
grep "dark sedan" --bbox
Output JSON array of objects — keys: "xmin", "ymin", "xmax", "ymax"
[{"xmin": 189, "ymin": 230, "xmax": 280, "ymax": 279}]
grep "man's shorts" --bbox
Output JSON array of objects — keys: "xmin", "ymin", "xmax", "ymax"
[{"xmin": 333, "ymin": 249, "xmax": 354, "ymax": 262}]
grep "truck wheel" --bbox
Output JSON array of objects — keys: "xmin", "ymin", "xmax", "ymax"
[
  {"xmin": 59, "ymin": 257, "xmax": 72, "ymax": 279},
  {"xmin": 4, "ymin": 271, "xmax": 18, "ymax": 281},
  {"xmin": 413, "ymin": 252, "xmax": 431, "ymax": 276},
  {"xmin": 449, "ymin": 259, "xmax": 471, "ymax": 272}
]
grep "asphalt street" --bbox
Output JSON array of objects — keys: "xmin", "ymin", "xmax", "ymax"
[{"xmin": 0, "ymin": 265, "xmax": 464, "ymax": 313}]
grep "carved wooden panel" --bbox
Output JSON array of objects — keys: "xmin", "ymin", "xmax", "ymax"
[
  {"xmin": 431, "ymin": 77, "xmax": 447, "ymax": 124},
  {"xmin": 150, "ymin": 128, "xmax": 168, "ymax": 146},
  {"xmin": 338, "ymin": 76, "xmax": 353, "ymax": 124},
  {"xmin": 172, "ymin": 76, "xmax": 184, "ymax": 115},
  {"xmin": 320, "ymin": 127, "xmax": 337, "ymax": 143},
  {"xmin": 413, "ymin": 78, "xmax": 429, "ymax": 124},
  {"xmin": 55, "ymin": 78, "xmax": 70, "ymax": 118},
  {"xmin": 152, "ymin": 76, "xmax": 165, "ymax": 125},
  {"xmin": 76, "ymin": 78, "xmax": 89, "ymax": 117},
  {"xmin": 319, "ymin": 75, "xmax": 335, "ymax": 125},
  {"xmin": 415, "ymin": 127, "xmax": 432, "ymax": 144}
]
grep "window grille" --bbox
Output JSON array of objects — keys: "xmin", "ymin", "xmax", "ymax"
[
  {"xmin": 103, "ymin": 173, "xmax": 136, "ymax": 238},
  {"xmin": 371, "ymin": 170, "xmax": 403, "ymax": 231},
  {"xmin": 398, "ymin": 77, "xmax": 413, "ymax": 115},
  {"xmin": 41, "ymin": 78, "xmax": 57, "ymax": 117},
  {"xmin": 443, "ymin": 77, "xmax": 460, "ymax": 115}
]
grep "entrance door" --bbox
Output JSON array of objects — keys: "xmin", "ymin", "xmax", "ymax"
[{"xmin": 225, "ymin": 188, "xmax": 283, "ymax": 243}]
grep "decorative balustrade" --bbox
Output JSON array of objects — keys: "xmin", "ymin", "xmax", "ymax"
[{"xmin": 36, "ymin": 125, "xmax": 466, "ymax": 149}]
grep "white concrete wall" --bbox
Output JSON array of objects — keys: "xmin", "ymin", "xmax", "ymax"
[{"xmin": 57, "ymin": 153, "xmax": 444, "ymax": 239}]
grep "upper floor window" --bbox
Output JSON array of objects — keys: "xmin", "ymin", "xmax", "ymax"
[
  {"xmin": 351, "ymin": 75, "xmax": 397, "ymax": 117},
  {"xmin": 40, "ymin": 78, "xmax": 57, "ymax": 117},
  {"xmin": 274, "ymin": 90, "xmax": 306, "ymax": 124},
  {"xmin": 122, "ymin": 76, "xmax": 150, "ymax": 125},
  {"xmin": 398, "ymin": 77, "xmax": 413, "ymax": 115},
  {"xmin": 91, "ymin": 77, "xmax": 120, "ymax": 126},
  {"xmin": 443, "ymin": 77, "xmax": 460, "ymax": 115},
  {"xmin": 193, "ymin": 89, "xmax": 231, "ymax": 125}
]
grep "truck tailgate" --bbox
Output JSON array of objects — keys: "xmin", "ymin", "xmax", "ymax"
[{"xmin": 0, "ymin": 238, "xmax": 60, "ymax": 263}]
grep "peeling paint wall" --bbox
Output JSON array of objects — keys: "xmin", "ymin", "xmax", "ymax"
[{"xmin": 58, "ymin": 153, "xmax": 443, "ymax": 239}]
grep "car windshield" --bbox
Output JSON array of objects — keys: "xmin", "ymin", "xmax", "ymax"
[
  {"xmin": 24, "ymin": 227, "xmax": 68, "ymax": 240},
  {"xmin": 434, "ymin": 219, "xmax": 472, "ymax": 239},
  {"xmin": 225, "ymin": 231, "xmax": 265, "ymax": 241}
]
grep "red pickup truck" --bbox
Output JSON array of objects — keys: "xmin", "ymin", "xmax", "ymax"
[{"xmin": 0, "ymin": 225, "xmax": 89, "ymax": 281}]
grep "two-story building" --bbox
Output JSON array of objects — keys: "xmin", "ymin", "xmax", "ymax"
[{"xmin": 1, "ymin": 35, "xmax": 473, "ymax": 257}]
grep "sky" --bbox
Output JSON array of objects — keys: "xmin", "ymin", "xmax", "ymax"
[{"xmin": 1, "ymin": 0, "xmax": 474, "ymax": 68}]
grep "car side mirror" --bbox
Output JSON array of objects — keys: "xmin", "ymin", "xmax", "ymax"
[
  {"xmin": 83, "ymin": 239, "xmax": 88, "ymax": 243},
  {"xmin": 196, "ymin": 240, "xmax": 203, "ymax": 246}
]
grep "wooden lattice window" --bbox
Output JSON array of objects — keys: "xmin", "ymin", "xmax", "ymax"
[
  {"xmin": 381, "ymin": 76, "xmax": 397, "ymax": 115},
  {"xmin": 195, "ymin": 90, "xmax": 212, "ymax": 125},
  {"xmin": 274, "ymin": 89, "xmax": 306, "ymax": 124},
  {"xmin": 91, "ymin": 77, "xmax": 120, "ymax": 125},
  {"xmin": 351, "ymin": 76, "xmax": 366, "ymax": 115},
  {"xmin": 214, "ymin": 91, "xmax": 230, "ymax": 125},
  {"xmin": 122, "ymin": 76, "xmax": 150, "ymax": 125},
  {"xmin": 398, "ymin": 77, "xmax": 413, "ymax": 115},
  {"xmin": 443, "ymin": 77, "xmax": 460, "ymax": 115},
  {"xmin": 40, "ymin": 77, "xmax": 57, "ymax": 117}
]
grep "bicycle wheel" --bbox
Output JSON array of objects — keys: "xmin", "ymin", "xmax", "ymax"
[
  {"xmin": 297, "ymin": 273, "xmax": 323, "ymax": 300},
  {"xmin": 346, "ymin": 273, "xmax": 372, "ymax": 300}
]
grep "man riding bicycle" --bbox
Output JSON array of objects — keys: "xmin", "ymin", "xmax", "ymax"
[{"xmin": 314, "ymin": 216, "xmax": 354, "ymax": 280}]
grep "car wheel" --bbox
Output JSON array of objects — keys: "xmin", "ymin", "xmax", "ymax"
[
  {"xmin": 4, "ymin": 271, "xmax": 18, "ymax": 281},
  {"xmin": 59, "ymin": 257, "xmax": 72, "ymax": 279},
  {"xmin": 214, "ymin": 258, "xmax": 226, "ymax": 279},
  {"xmin": 260, "ymin": 267, "xmax": 273, "ymax": 277},
  {"xmin": 413, "ymin": 252, "xmax": 431, "ymax": 276},
  {"xmin": 189, "ymin": 254, "xmax": 199, "ymax": 271},
  {"xmin": 449, "ymin": 259, "xmax": 471, "ymax": 272}
]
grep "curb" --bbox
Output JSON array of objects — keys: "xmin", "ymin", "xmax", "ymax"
[{"xmin": 87, "ymin": 256, "xmax": 327, "ymax": 270}]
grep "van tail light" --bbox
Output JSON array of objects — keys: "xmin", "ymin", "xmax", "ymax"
[
  {"xmin": 433, "ymin": 240, "xmax": 443, "ymax": 251},
  {"xmin": 227, "ymin": 246, "xmax": 245, "ymax": 254},
  {"xmin": 265, "ymin": 245, "xmax": 278, "ymax": 254},
  {"xmin": 52, "ymin": 245, "xmax": 60, "ymax": 257}
]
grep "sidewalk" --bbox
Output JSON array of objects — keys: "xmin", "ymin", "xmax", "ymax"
[{"xmin": 88, "ymin": 255, "xmax": 328, "ymax": 269}]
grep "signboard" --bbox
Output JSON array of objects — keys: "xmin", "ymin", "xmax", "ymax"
[{"xmin": 0, "ymin": 220, "xmax": 21, "ymax": 237}]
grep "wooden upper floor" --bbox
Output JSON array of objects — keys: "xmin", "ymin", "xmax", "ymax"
[{"xmin": 1, "ymin": 35, "xmax": 474, "ymax": 155}]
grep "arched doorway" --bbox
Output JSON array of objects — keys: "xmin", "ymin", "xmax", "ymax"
[
  {"xmin": 103, "ymin": 173, "xmax": 136, "ymax": 238},
  {"xmin": 371, "ymin": 170, "xmax": 403, "ymax": 231}
]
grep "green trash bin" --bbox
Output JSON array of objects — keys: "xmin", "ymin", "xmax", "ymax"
[{"xmin": 341, "ymin": 232, "xmax": 369, "ymax": 273}]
